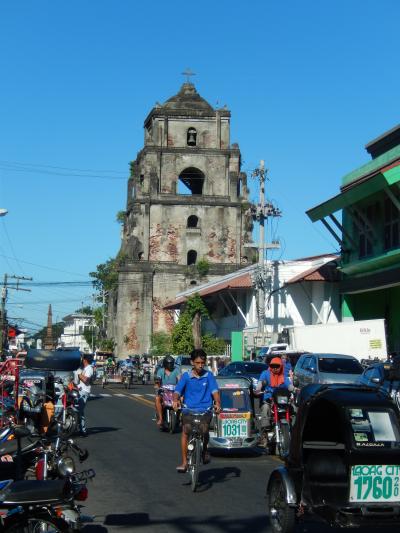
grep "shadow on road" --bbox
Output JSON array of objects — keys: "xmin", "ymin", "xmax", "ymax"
[
  {"xmin": 99, "ymin": 513, "xmax": 268, "ymax": 531},
  {"xmin": 87, "ymin": 426, "xmax": 120, "ymax": 435},
  {"xmin": 183, "ymin": 466, "xmax": 241, "ymax": 493},
  {"xmin": 83, "ymin": 513, "xmax": 400, "ymax": 533}
]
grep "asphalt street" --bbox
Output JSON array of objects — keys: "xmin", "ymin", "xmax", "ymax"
[
  {"xmin": 78, "ymin": 384, "xmax": 400, "ymax": 533},
  {"xmin": 77, "ymin": 383, "xmax": 280, "ymax": 533}
]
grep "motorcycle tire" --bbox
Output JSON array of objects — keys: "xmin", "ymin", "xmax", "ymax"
[
  {"xmin": 277, "ymin": 423, "xmax": 290, "ymax": 458},
  {"xmin": 169, "ymin": 410, "xmax": 177, "ymax": 434},
  {"xmin": 61, "ymin": 408, "xmax": 78, "ymax": 438},
  {"xmin": 4, "ymin": 513, "xmax": 70, "ymax": 532}
]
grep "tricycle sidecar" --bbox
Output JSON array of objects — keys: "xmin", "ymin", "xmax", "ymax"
[
  {"xmin": 266, "ymin": 382, "xmax": 400, "ymax": 531},
  {"xmin": 209, "ymin": 376, "xmax": 258, "ymax": 451}
]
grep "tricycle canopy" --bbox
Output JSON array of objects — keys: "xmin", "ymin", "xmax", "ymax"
[
  {"xmin": 25, "ymin": 349, "xmax": 81, "ymax": 371},
  {"xmin": 216, "ymin": 376, "xmax": 253, "ymax": 390},
  {"xmin": 289, "ymin": 384, "xmax": 400, "ymax": 466}
]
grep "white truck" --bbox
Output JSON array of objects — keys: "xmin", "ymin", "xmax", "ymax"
[{"xmin": 281, "ymin": 319, "xmax": 388, "ymax": 362}]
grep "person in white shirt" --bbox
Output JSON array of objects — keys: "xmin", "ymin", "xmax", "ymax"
[{"xmin": 75, "ymin": 353, "xmax": 93, "ymax": 437}]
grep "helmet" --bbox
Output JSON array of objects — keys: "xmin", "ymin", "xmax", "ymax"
[{"xmin": 163, "ymin": 355, "xmax": 175, "ymax": 371}]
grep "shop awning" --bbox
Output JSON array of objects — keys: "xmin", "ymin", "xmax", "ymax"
[{"xmin": 307, "ymin": 161, "xmax": 400, "ymax": 223}]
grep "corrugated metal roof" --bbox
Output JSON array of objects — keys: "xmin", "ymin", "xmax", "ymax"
[
  {"xmin": 164, "ymin": 271, "xmax": 253, "ymax": 309},
  {"xmin": 286, "ymin": 261, "xmax": 340, "ymax": 284}
]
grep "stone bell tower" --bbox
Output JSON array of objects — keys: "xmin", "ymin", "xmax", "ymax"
[{"xmin": 109, "ymin": 81, "xmax": 253, "ymax": 356}]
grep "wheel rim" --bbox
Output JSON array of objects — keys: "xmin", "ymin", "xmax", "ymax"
[
  {"xmin": 7, "ymin": 518, "xmax": 63, "ymax": 532},
  {"xmin": 269, "ymin": 479, "xmax": 288, "ymax": 532}
]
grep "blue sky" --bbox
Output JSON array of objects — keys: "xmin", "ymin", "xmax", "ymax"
[{"xmin": 0, "ymin": 0, "xmax": 398, "ymax": 333}]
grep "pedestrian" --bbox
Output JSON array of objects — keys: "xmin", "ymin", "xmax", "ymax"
[{"xmin": 75, "ymin": 353, "xmax": 93, "ymax": 437}]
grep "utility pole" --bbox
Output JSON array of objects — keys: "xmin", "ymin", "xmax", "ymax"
[
  {"xmin": 251, "ymin": 162, "xmax": 282, "ymax": 341},
  {"xmin": 91, "ymin": 293, "xmax": 95, "ymax": 353},
  {"xmin": 0, "ymin": 274, "xmax": 32, "ymax": 356}
]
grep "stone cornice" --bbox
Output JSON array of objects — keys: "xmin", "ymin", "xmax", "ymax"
[{"xmin": 136, "ymin": 145, "xmax": 240, "ymax": 159}]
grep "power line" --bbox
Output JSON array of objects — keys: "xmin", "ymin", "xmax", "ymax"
[
  {"xmin": 0, "ymin": 162, "xmax": 127, "ymax": 181},
  {"xmin": 0, "ymin": 160, "xmax": 127, "ymax": 175}
]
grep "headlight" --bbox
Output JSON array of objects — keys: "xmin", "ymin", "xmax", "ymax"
[{"xmin": 57, "ymin": 456, "xmax": 75, "ymax": 477}]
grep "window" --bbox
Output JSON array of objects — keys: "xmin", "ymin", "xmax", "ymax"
[
  {"xmin": 190, "ymin": 280, "xmax": 197, "ymax": 285},
  {"xmin": 384, "ymin": 193, "xmax": 400, "ymax": 251},
  {"xmin": 353, "ymin": 203, "xmax": 379, "ymax": 259},
  {"xmin": 187, "ymin": 250, "xmax": 197, "ymax": 265},
  {"xmin": 187, "ymin": 127, "xmax": 197, "ymax": 146},
  {"xmin": 301, "ymin": 356, "xmax": 312, "ymax": 370},
  {"xmin": 187, "ymin": 215, "xmax": 199, "ymax": 228},
  {"xmin": 178, "ymin": 167, "xmax": 204, "ymax": 195},
  {"xmin": 318, "ymin": 357, "xmax": 363, "ymax": 374}
]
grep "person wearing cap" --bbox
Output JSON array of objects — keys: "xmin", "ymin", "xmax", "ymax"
[{"xmin": 256, "ymin": 357, "xmax": 292, "ymax": 432}]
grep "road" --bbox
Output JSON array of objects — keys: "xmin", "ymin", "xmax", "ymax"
[
  {"xmin": 79, "ymin": 383, "xmax": 278, "ymax": 532},
  {"xmin": 79, "ymin": 384, "xmax": 399, "ymax": 533}
]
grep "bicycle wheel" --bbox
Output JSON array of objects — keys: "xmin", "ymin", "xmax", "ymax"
[{"xmin": 190, "ymin": 439, "xmax": 201, "ymax": 492}]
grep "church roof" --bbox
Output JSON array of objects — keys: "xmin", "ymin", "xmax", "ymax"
[
  {"xmin": 162, "ymin": 83, "xmax": 214, "ymax": 112},
  {"xmin": 144, "ymin": 83, "xmax": 230, "ymax": 125}
]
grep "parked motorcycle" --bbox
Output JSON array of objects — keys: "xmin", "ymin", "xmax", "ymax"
[
  {"xmin": 54, "ymin": 381, "xmax": 79, "ymax": 438},
  {"xmin": 0, "ymin": 468, "xmax": 95, "ymax": 532}
]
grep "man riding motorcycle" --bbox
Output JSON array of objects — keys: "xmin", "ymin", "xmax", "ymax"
[
  {"xmin": 256, "ymin": 357, "xmax": 293, "ymax": 436},
  {"xmin": 154, "ymin": 355, "xmax": 180, "ymax": 428}
]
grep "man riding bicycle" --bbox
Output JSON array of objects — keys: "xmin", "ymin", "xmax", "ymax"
[
  {"xmin": 154, "ymin": 355, "xmax": 180, "ymax": 427},
  {"xmin": 173, "ymin": 349, "xmax": 221, "ymax": 473}
]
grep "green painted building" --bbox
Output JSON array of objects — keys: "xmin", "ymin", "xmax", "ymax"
[{"xmin": 307, "ymin": 125, "xmax": 400, "ymax": 353}]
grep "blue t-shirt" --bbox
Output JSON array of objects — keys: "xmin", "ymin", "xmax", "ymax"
[
  {"xmin": 155, "ymin": 367, "xmax": 180, "ymax": 386},
  {"xmin": 258, "ymin": 369, "xmax": 292, "ymax": 401},
  {"xmin": 175, "ymin": 370, "xmax": 218, "ymax": 412}
]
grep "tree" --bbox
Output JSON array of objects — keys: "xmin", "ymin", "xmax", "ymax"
[
  {"xmin": 33, "ymin": 322, "xmax": 65, "ymax": 343},
  {"xmin": 116, "ymin": 210, "xmax": 126, "ymax": 225},
  {"xmin": 150, "ymin": 332, "xmax": 172, "ymax": 356},
  {"xmin": 89, "ymin": 252, "xmax": 127, "ymax": 293},
  {"xmin": 202, "ymin": 333, "xmax": 226, "ymax": 355},
  {"xmin": 184, "ymin": 294, "xmax": 209, "ymax": 349},
  {"xmin": 170, "ymin": 294, "xmax": 225, "ymax": 355},
  {"xmin": 75, "ymin": 306, "xmax": 93, "ymax": 315},
  {"xmin": 171, "ymin": 312, "xmax": 194, "ymax": 354}
]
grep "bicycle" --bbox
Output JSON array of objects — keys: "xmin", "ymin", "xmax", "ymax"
[{"xmin": 186, "ymin": 412, "xmax": 209, "ymax": 492}]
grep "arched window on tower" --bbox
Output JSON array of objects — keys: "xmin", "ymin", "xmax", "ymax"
[
  {"xmin": 187, "ymin": 250, "xmax": 197, "ymax": 265},
  {"xmin": 187, "ymin": 215, "xmax": 199, "ymax": 228},
  {"xmin": 178, "ymin": 167, "xmax": 204, "ymax": 195},
  {"xmin": 187, "ymin": 128, "xmax": 197, "ymax": 146}
]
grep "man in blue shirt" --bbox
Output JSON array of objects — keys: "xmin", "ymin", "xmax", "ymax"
[
  {"xmin": 173, "ymin": 349, "xmax": 221, "ymax": 472},
  {"xmin": 154, "ymin": 355, "xmax": 180, "ymax": 427}
]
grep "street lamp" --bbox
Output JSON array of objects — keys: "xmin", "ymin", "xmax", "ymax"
[{"xmin": 0, "ymin": 209, "xmax": 8, "ymax": 217}]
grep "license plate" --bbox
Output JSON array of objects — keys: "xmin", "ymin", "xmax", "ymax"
[
  {"xmin": 350, "ymin": 465, "xmax": 400, "ymax": 503},
  {"xmin": 221, "ymin": 418, "xmax": 248, "ymax": 438}
]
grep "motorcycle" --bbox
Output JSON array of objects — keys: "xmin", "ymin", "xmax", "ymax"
[
  {"xmin": 0, "ymin": 469, "xmax": 95, "ymax": 532},
  {"xmin": 54, "ymin": 381, "xmax": 79, "ymax": 438},
  {"xmin": 261, "ymin": 388, "xmax": 293, "ymax": 457},
  {"xmin": 160, "ymin": 385, "xmax": 180, "ymax": 433},
  {"xmin": 140, "ymin": 366, "xmax": 151, "ymax": 385}
]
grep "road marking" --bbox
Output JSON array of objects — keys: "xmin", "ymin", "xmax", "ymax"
[
  {"xmin": 99, "ymin": 393, "xmax": 112, "ymax": 397},
  {"xmin": 146, "ymin": 393, "xmax": 155, "ymax": 397},
  {"xmin": 114, "ymin": 394, "xmax": 126, "ymax": 397},
  {"xmin": 130, "ymin": 393, "xmax": 141, "ymax": 397}
]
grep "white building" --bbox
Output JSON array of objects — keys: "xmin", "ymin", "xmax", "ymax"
[
  {"xmin": 165, "ymin": 254, "xmax": 340, "ymax": 353},
  {"xmin": 59, "ymin": 313, "xmax": 94, "ymax": 353}
]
